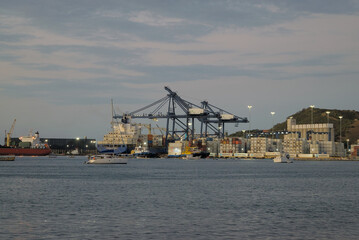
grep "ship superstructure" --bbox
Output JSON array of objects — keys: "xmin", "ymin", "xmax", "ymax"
[
  {"xmin": 97, "ymin": 120, "xmax": 167, "ymax": 155},
  {"xmin": 97, "ymin": 121, "xmax": 142, "ymax": 154}
]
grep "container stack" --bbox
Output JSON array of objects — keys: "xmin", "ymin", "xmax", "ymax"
[
  {"xmin": 219, "ymin": 137, "xmax": 245, "ymax": 157},
  {"xmin": 248, "ymin": 137, "xmax": 268, "ymax": 153},
  {"xmin": 282, "ymin": 135, "xmax": 309, "ymax": 157},
  {"xmin": 267, "ymin": 139, "xmax": 283, "ymax": 153},
  {"xmin": 311, "ymin": 132, "xmax": 330, "ymax": 142},
  {"xmin": 206, "ymin": 140, "xmax": 220, "ymax": 157},
  {"xmin": 351, "ymin": 144, "xmax": 359, "ymax": 160},
  {"xmin": 167, "ymin": 141, "xmax": 183, "ymax": 156},
  {"xmin": 335, "ymin": 142, "xmax": 345, "ymax": 156},
  {"xmin": 318, "ymin": 141, "xmax": 334, "ymax": 155},
  {"xmin": 219, "ymin": 138, "xmax": 232, "ymax": 157},
  {"xmin": 309, "ymin": 141, "xmax": 320, "ymax": 154},
  {"xmin": 153, "ymin": 135, "xmax": 164, "ymax": 147},
  {"xmin": 137, "ymin": 135, "xmax": 148, "ymax": 145},
  {"xmin": 147, "ymin": 134, "xmax": 153, "ymax": 147}
]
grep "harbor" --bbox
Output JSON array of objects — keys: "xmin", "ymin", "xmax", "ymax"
[
  {"xmin": 2, "ymin": 87, "xmax": 358, "ymax": 161},
  {"xmin": 2, "ymin": 1, "xmax": 359, "ymax": 239}
]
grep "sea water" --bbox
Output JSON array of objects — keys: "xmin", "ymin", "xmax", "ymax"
[{"xmin": 1, "ymin": 157, "xmax": 359, "ymax": 239}]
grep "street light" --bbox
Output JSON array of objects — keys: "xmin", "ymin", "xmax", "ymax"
[
  {"xmin": 346, "ymin": 139, "xmax": 350, "ymax": 157},
  {"xmin": 326, "ymin": 111, "xmax": 331, "ymax": 141},
  {"xmin": 248, "ymin": 105, "xmax": 253, "ymax": 138},
  {"xmin": 339, "ymin": 116, "xmax": 343, "ymax": 156},
  {"xmin": 310, "ymin": 105, "xmax": 315, "ymax": 125},
  {"xmin": 326, "ymin": 111, "xmax": 330, "ymax": 124},
  {"xmin": 271, "ymin": 112, "xmax": 275, "ymax": 140}
]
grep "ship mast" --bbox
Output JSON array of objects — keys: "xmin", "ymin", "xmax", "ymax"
[{"xmin": 111, "ymin": 99, "xmax": 115, "ymax": 157}]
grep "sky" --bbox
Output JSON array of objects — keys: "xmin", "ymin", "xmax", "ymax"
[{"xmin": 1, "ymin": 0, "xmax": 359, "ymax": 141}]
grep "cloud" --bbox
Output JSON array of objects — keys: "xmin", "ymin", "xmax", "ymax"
[
  {"xmin": 129, "ymin": 11, "xmax": 185, "ymax": 27},
  {"xmin": 134, "ymin": 13, "xmax": 359, "ymax": 83},
  {"xmin": 0, "ymin": 1, "xmax": 358, "ymax": 139}
]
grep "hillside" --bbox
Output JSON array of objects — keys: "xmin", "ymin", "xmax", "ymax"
[{"xmin": 231, "ymin": 107, "xmax": 359, "ymax": 144}]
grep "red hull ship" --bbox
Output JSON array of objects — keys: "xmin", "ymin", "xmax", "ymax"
[
  {"xmin": 2, "ymin": 130, "xmax": 51, "ymax": 156},
  {"xmin": 0, "ymin": 147, "xmax": 51, "ymax": 156}
]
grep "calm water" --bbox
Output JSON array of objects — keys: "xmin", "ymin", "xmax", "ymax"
[{"xmin": 1, "ymin": 157, "xmax": 359, "ymax": 240}]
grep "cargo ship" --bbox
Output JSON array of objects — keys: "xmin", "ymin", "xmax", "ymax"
[
  {"xmin": 97, "ymin": 120, "xmax": 166, "ymax": 155},
  {"xmin": 97, "ymin": 120, "xmax": 141, "ymax": 154},
  {"xmin": 0, "ymin": 131, "xmax": 51, "ymax": 156}
]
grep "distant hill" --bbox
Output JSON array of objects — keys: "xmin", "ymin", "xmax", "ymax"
[{"xmin": 230, "ymin": 107, "xmax": 359, "ymax": 144}]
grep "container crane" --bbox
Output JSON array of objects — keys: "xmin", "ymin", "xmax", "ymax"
[
  {"xmin": 6, "ymin": 119, "xmax": 16, "ymax": 147},
  {"xmin": 114, "ymin": 87, "xmax": 248, "ymax": 148}
]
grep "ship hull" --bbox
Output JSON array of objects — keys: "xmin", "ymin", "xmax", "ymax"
[
  {"xmin": 97, "ymin": 144, "xmax": 135, "ymax": 154},
  {"xmin": 0, "ymin": 148, "xmax": 51, "ymax": 156}
]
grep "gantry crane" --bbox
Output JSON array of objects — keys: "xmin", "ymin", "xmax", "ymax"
[
  {"xmin": 114, "ymin": 87, "xmax": 248, "ymax": 147},
  {"xmin": 6, "ymin": 119, "xmax": 16, "ymax": 147}
]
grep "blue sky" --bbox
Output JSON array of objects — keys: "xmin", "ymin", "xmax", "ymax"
[{"xmin": 1, "ymin": 0, "xmax": 359, "ymax": 140}]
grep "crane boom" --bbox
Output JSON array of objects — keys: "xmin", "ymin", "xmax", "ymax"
[{"xmin": 6, "ymin": 119, "xmax": 16, "ymax": 147}]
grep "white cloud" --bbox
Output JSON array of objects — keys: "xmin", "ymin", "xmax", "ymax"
[
  {"xmin": 0, "ymin": 13, "xmax": 145, "ymax": 85},
  {"xmin": 0, "ymin": 14, "xmax": 31, "ymax": 27},
  {"xmin": 95, "ymin": 9, "xmax": 186, "ymax": 27},
  {"xmin": 137, "ymin": 13, "xmax": 359, "ymax": 82},
  {"xmin": 128, "ymin": 11, "xmax": 185, "ymax": 27},
  {"xmin": 254, "ymin": 3, "xmax": 282, "ymax": 13}
]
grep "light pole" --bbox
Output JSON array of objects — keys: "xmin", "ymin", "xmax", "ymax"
[
  {"xmin": 326, "ymin": 111, "xmax": 331, "ymax": 141},
  {"xmin": 248, "ymin": 105, "xmax": 252, "ymax": 138},
  {"xmin": 339, "ymin": 116, "xmax": 343, "ymax": 157},
  {"xmin": 271, "ymin": 112, "xmax": 275, "ymax": 140},
  {"xmin": 346, "ymin": 139, "xmax": 350, "ymax": 157},
  {"xmin": 310, "ymin": 105, "xmax": 315, "ymax": 125},
  {"xmin": 76, "ymin": 137, "xmax": 80, "ymax": 155},
  {"xmin": 326, "ymin": 111, "xmax": 330, "ymax": 124}
]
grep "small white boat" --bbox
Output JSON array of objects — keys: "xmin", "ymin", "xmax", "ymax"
[
  {"xmin": 86, "ymin": 154, "xmax": 128, "ymax": 164},
  {"xmin": 86, "ymin": 100, "xmax": 129, "ymax": 165},
  {"xmin": 273, "ymin": 154, "xmax": 293, "ymax": 163},
  {"xmin": 0, "ymin": 155, "xmax": 15, "ymax": 161}
]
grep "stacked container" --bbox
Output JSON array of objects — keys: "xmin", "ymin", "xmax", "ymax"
[
  {"xmin": 248, "ymin": 137, "xmax": 268, "ymax": 153},
  {"xmin": 351, "ymin": 145, "xmax": 359, "ymax": 159},
  {"xmin": 206, "ymin": 140, "xmax": 220, "ymax": 157},
  {"xmin": 335, "ymin": 142, "xmax": 345, "ymax": 157},
  {"xmin": 309, "ymin": 141, "xmax": 320, "ymax": 154},
  {"xmin": 282, "ymin": 135, "xmax": 309, "ymax": 157},
  {"xmin": 219, "ymin": 137, "xmax": 245, "ymax": 157},
  {"xmin": 147, "ymin": 134, "xmax": 153, "ymax": 147}
]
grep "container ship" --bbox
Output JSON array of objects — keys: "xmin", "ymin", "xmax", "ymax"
[
  {"xmin": 0, "ymin": 131, "xmax": 51, "ymax": 156},
  {"xmin": 97, "ymin": 120, "xmax": 141, "ymax": 154},
  {"xmin": 97, "ymin": 120, "xmax": 166, "ymax": 156}
]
